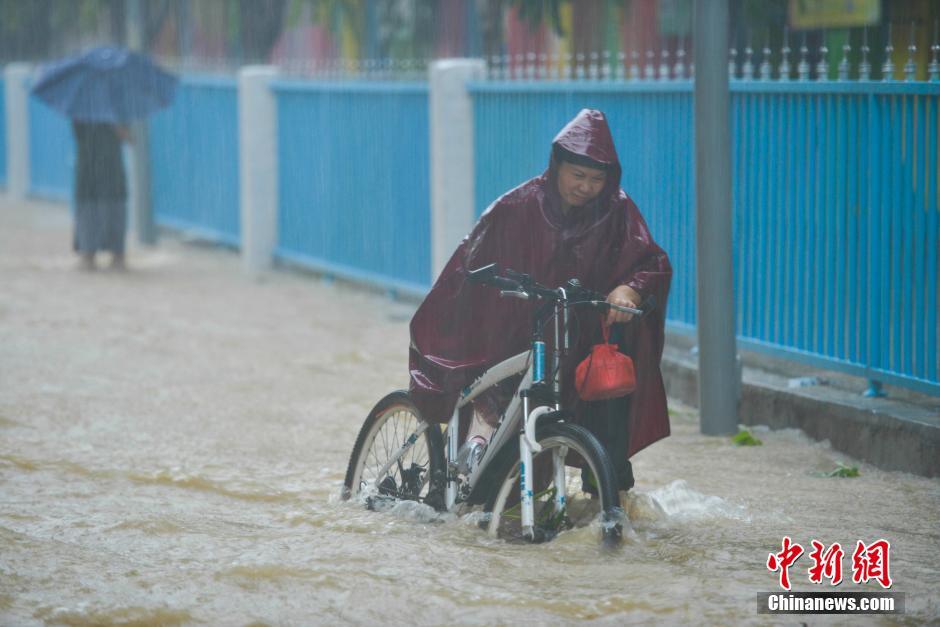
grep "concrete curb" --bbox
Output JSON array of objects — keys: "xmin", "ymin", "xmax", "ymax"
[{"xmin": 661, "ymin": 343, "xmax": 940, "ymax": 478}]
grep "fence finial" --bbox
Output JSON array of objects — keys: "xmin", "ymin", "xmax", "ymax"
[
  {"xmin": 674, "ymin": 42, "xmax": 687, "ymax": 79},
  {"xmin": 616, "ymin": 51, "xmax": 626, "ymax": 81},
  {"xmin": 575, "ymin": 52, "xmax": 586, "ymax": 80},
  {"xmin": 644, "ymin": 49, "xmax": 656, "ymax": 79},
  {"xmin": 779, "ymin": 28, "xmax": 791, "ymax": 80},
  {"xmin": 526, "ymin": 52, "xmax": 537, "ymax": 80},
  {"xmin": 729, "ymin": 46, "xmax": 738, "ymax": 79},
  {"xmin": 629, "ymin": 49, "xmax": 641, "ymax": 80},
  {"xmin": 860, "ymin": 27, "xmax": 872, "ymax": 80},
  {"xmin": 550, "ymin": 52, "xmax": 560, "ymax": 80},
  {"xmin": 816, "ymin": 37, "xmax": 829, "ymax": 80},
  {"xmin": 838, "ymin": 42, "xmax": 851, "ymax": 81},
  {"xmin": 589, "ymin": 51, "xmax": 600, "ymax": 80},
  {"xmin": 759, "ymin": 37, "xmax": 772, "ymax": 80},
  {"xmin": 563, "ymin": 52, "xmax": 573, "ymax": 80},
  {"xmin": 659, "ymin": 47, "xmax": 671, "ymax": 80},
  {"xmin": 904, "ymin": 21, "xmax": 917, "ymax": 81},
  {"xmin": 602, "ymin": 50, "xmax": 611, "ymax": 80},
  {"xmin": 797, "ymin": 34, "xmax": 810, "ymax": 80},
  {"xmin": 742, "ymin": 39, "xmax": 754, "ymax": 80},
  {"xmin": 931, "ymin": 21, "xmax": 940, "ymax": 81},
  {"xmin": 538, "ymin": 52, "xmax": 547, "ymax": 79},
  {"xmin": 882, "ymin": 23, "xmax": 895, "ymax": 80}
]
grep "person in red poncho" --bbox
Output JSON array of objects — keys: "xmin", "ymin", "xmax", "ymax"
[{"xmin": 409, "ymin": 108, "xmax": 672, "ymax": 492}]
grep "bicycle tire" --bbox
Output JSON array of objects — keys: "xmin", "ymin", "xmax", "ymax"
[
  {"xmin": 483, "ymin": 422, "xmax": 623, "ymax": 547},
  {"xmin": 342, "ymin": 391, "xmax": 447, "ymax": 512}
]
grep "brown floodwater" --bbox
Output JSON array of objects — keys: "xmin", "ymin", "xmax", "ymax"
[{"xmin": 1, "ymin": 198, "xmax": 938, "ymax": 626}]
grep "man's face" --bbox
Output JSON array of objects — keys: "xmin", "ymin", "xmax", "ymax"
[{"xmin": 556, "ymin": 161, "xmax": 607, "ymax": 210}]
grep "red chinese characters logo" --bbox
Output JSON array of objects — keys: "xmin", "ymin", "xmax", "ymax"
[
  {"xmin": 767, "ymin": 536, "xmax": 804, "ymax": 590},
  {"xmin": 767, "ymin": 538, "xmax": 893, "ymax": 590},
  {"xmin": 852, "ymin": 539, "xmax": 892, "ymax": 589},
  {"xmin": 807, "ymin": 540, "xmax": 844, "ymax": 585}
]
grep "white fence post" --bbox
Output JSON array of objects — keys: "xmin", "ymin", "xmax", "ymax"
[
  {"xmin": 238, "ymin": 65, "xmax": 279, "ymax": 276},
  {"xmin": 429, "ymin": 58, "xmax": 485, "ymax": 280},
  {"xmin": 4, "ymin": 64, "xmax": 32, "ymax": 200}
]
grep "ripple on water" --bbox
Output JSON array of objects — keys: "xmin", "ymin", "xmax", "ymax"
[
  {"xmin": 125, "ymin": 469, "xmax": 303, "ymax": 504},
  {"xmin": 214, "ymin": 564, "xmax": 344, "ymax": 591},
  {"xmin": 105, "ymin": 519, "xmax": 186, "ymax": 535},
  {"xmin": 32, "ymin": 605, "xmax": 193, "ymax": 627}
]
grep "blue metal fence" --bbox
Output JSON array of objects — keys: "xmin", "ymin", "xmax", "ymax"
[
  {"xmin": 470, "ymin": 80, "xmax": 940, "ymax": 395},
  {"xmin": 148, "ymin": 75, "xmax": 240, "ymax": 245},
  {"xmin": 273, "ymin": 80, "xmax": 431, "ymax": 294},
  {"xmin": 28, "ymin": 88, "xmax": 74, "ymax": 200},
  {"xmin": 0, "ymin": 77, "xmax": 7, "ymax": 187}
]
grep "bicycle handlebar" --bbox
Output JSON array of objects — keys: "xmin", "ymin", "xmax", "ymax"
[{"xmin": 466, "ymin": 263, "xmax": 655, "ymax": 317}]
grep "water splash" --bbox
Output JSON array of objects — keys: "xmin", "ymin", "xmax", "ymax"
[{"xmin": 628, "ymin": 480, "xmax": 750, "ymax": 524}]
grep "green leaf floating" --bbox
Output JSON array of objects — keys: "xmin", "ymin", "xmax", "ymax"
[
  {"xmin": 826, "ymin": 462, "xmax": 860, "ymax": 478},
  {"xmin": 732, "ymin": 429, "xmax": 763, "ymax": 446}
]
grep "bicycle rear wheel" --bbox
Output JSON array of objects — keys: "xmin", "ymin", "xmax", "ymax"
[
  {"xmin": 483, "ymin": 422, "xmax": 623, "ymax": 547},
  {"xmin": 342, "ymin": 391, "xmax": 446, "ymax": 511}
]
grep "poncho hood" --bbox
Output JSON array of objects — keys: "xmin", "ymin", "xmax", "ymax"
[{"xmin": 551, "ymin": 108, "xmax": 622, "ymax": 186}]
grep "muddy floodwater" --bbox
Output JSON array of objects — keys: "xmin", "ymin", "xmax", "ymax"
[{"xmin": 1, "ymin": 198, "xmax": 938, "ymax": 626}]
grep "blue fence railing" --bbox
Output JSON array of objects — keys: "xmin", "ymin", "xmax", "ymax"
[
  {"xmin": 0, "ymin": 77, "xmax": 7, "ymax": 187},
  {"xmin": 28, "ymin": 87, "xmax": 74, "ymax": 201},
  {"xmin": 273, "ymin": 80, "xmax": 431, "ymax": 293},
  {"xmin": 149, "ymin": 75, "xmax": 240, "ymax": 245},
  {"xmin": 470, "ymin": 80, "xmax": 940, "ymax": 395}
]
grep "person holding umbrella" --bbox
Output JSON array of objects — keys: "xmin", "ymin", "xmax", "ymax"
[
  {"xmin": 70, "ymin": 118, "xmax": 131, "ymax": 270},
  {"xmin": 31, "ymin": 45, "xmax": 177, "ymax": 270}
]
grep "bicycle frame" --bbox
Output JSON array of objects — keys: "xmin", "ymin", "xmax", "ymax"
[{"xmin": 443, "ymin": 294, "xmax": 572, "ymax": 540}]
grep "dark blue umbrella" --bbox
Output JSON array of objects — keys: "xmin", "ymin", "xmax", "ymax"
[{"xmin": 31, "ymin": 45, "xmax": 178, "ymax": 123}]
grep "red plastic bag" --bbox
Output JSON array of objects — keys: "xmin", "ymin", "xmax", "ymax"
[{"xmin": 575, "ymin": 322, "xmax": 636, "ymax": 401}]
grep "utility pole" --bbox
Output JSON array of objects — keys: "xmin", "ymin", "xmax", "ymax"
[
  {"xmin": 694, "ymin": 0, "xmax": 739, "ymax": 435},
  {"xmin": 125, "ymin": 0, "xmax": 156, "ymax": 244}
]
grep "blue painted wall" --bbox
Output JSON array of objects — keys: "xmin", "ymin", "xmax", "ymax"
[
  {"xmin": 28, "ymin": 91, "xmax": 74, "ymax": 201},
  {"xmin": 148, "ymin": 76, "xmax": 240, "ymax": 245},
  {"xmin": 273, "ymin": 81, "xmax": 431, "ymax": 293}
]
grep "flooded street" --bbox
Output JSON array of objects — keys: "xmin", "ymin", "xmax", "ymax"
[{"xmin": 1, "ymin": 197, "xmax": 938, "ymax": 626}]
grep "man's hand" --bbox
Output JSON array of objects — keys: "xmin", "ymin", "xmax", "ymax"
[{"xmin": 606, "ymin": 285, "xmax": 641, "ymax": 325}]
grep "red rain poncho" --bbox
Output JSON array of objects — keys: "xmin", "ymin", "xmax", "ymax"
[{"xmin": 409, "ymin": 109, "xmax": 672, "ymax": 458}]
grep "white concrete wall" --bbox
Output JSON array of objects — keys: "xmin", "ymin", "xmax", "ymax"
[
  {"xmin": 429, "ymin": 59, "xmax": 485, "ymax": 281},
  {"xmin": 238, "ymin": 65, "xmax": 279, "ymax": 276},
  {"xmin": 4, "ymin": 64, "xmax": 32, "ymax": 199}
]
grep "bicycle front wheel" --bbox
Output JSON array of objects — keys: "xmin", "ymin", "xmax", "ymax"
[
  {"xmin": 484, "ymin": 422, "xmax": 623, "ymax": 547},
  {"xmin": 342, "ymin": 391, "xmax": 446, "ymax": 511}
]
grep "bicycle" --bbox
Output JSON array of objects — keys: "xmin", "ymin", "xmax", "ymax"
[{"xmin": 342, "ymin": 264, "xmax": 649, "ymax": 546}]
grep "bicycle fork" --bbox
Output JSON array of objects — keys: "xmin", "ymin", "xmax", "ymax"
[{"xmin": 519, "ymin": 298, "xmax": 569, "ymax": 539}]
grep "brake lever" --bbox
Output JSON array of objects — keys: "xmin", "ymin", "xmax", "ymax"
[{"xmin": 607, "ymin": 302, "xmax": 643, "ymax": 316}]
